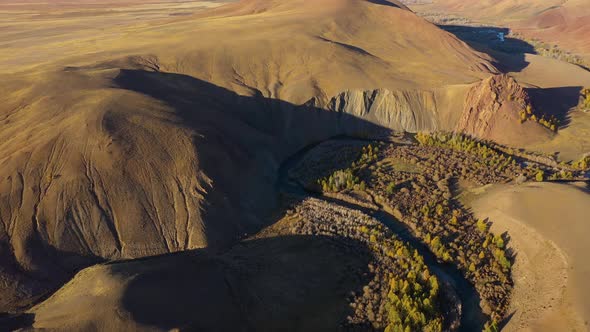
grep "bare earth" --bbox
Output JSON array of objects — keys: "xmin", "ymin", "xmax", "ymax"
[{"xmin": 468, "ymin": 182, "xmax": 590, "ymax": 331}]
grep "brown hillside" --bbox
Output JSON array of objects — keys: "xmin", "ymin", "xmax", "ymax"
[{"xmin": 0, "ymin": 0, "xmax": 501, "ymax": 312}]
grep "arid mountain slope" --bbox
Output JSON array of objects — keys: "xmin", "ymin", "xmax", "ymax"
[{"xmin": 152, "ymin": 0, "xmax": 499, "ymax": 101}]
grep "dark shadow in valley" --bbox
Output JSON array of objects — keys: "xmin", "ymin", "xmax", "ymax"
[
  {"xmin": 0, "ymin": 313, "xmax": 35, "ymax": 331},
  {"xmin": 115, "ymin": 235, "xmax": 373, "ymax": 331},
  {"xmin": 0, "ymin": 235, "xmax": 104, "ymax": 321},
  {"xmin": 440, "ymin": 25, "xmax": 536, "ymax": 73},
  {"xmin": 526, "ymin": 86, "xmax": 583, "ymax": 130}
]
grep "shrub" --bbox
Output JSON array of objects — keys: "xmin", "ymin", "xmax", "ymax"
[{"xmin": 581, "ymin": 88, "xmax": 590, "ymax": 110}]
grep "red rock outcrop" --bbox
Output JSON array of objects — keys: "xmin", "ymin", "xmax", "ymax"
[{"xmin": 456, "ymin": 75, "xmax": 551, "ymax": 145}]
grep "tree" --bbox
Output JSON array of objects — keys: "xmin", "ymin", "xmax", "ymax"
[
  {"xmin": 494, "ymin": 235, "xmax": 505, "ymax": 249},
  {"xmin": 370, "ymin": 234, "xmax": 377, "ymax": 243},
  {"xmin": 581, "ymin": 88, "xmax": 590, "ymax": 110},
  {"xmin": 429, "ymin": 276, "xmax": 439, "ymax": 297},
  {"xmin": 476, "ymin": 219, "xmax": 488, "ymax": 233},
  {"xmin": 494, "ymin": 249, "xmax": 511, "ymax": 271},
  {"xmin": 535, "ymin": 170, "xmax": 545, "ymax": 182},
  {"xmin": 435, "ymin": 204, "xmax": 444, "ymax": 216},
  {"xmin": 442, "ymin": 252, "xmax": 451, "ymax": 262},
  {"xmin": 484, "ymin": 320, "xmax": 499, "ymax": 332},
  {"xmin": 387, "ymin": 182, "xmax": 396, "ymax": 194},
  {"xmin": 573, "ymin": 156, "xmax": 590, "ymax": 170},
  {"xmin": 519, "ymin": 110, "xmax": 527, "ymax": 123},
  {"xmin": 321, "ymin": 180, "xmax": 328, "ymax": 192},
  {"xmin": 430, "ymin": 236, "xmax": 441, "ymax": 250}
]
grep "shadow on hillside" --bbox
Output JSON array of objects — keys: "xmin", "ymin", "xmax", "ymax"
[
  {"xmin": 440, "ymin": 25, "xmax": 535, "ymax": 73},
  {"xmin": 113, "ymin": 69, "xmax": 391, "ymax": 249},
  {"xmin": 115, "ymin": 234, "xmax": 373, "ymax": 331},
  {"xmin": 526, "ymin": 86, "xmax": 582, "ymax": 130},
  {"xmin": 366, "ymin": 0, "xmax": 402, "ymax": 8}
]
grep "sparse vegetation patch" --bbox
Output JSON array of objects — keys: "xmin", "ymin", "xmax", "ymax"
[{"xmin": 518, "ymin": 105, "xmax": 559, "ymax": 132}]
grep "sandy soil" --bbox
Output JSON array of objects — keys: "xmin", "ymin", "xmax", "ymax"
[{"xmin": 467, "ymin": 182, "xmax": 590, "ymax": 331}]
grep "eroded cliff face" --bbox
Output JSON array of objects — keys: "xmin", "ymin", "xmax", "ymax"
[
  {"xmin": 456, "ymin": 74, "xmax": 551, "ymax": 145},
  {"xmin": 327, "ymin": 89, "xmax": 440, "ymax": 132}
]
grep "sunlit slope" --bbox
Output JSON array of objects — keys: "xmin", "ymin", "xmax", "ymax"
[{"xmin": 150, "ymin": 0, "xmax": 497, "ymax": 101}]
